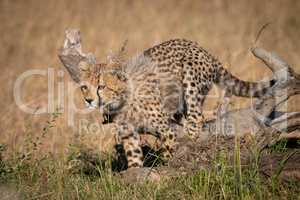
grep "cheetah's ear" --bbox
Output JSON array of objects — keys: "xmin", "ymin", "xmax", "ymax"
[
  {"xmin": 78, "ymin": 60, "xmax": 94, "ymax": 79},
  {"xmin": 111, "ymin": 69, "xmax": 127, "ymax": 82},
  {"xmin": 107, "ymin": 39, "xmax": 128, "ymax": 65}
]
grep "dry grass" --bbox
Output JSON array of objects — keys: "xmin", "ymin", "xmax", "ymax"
[{"xmin": 0, "ymin": 0, "xmax": 300, "ymax": 156}]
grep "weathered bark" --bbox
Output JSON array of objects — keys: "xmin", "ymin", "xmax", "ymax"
[
  {"xmin": 202, "ymin": 47, "xmax": 300, "ymax": 139},
  {"xmin": 58, "ymin": 29, "xmax": 97, "ymax": 83},
  {"xmin": 59, "ymin": 29, "xmax": 300, "ymax": 183}
]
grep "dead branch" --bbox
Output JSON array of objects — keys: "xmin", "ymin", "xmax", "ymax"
[
  {"xmin": 58, "ymin": 29, "xmax": 96, "ymax": 83},
  {"xmin": 203, "ymin": 47, "xmax": 300, "ymax": 140},
  {"xmin": 279, "ymin": 130, "xmax": 300, "ymax": 140}
]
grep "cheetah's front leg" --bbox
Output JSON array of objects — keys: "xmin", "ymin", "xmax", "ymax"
[
  {"xmin": 158, "ymin": 125, "xmax": 177, "ymax": 161},
  {"xmin": 116, "ymin": 122, "xmax": 143, "ymax": 168}
]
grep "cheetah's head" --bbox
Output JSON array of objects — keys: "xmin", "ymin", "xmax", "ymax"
[
  {"xmin": 59, "ymin": 30, "xmax": 129, "ymax": 121},
  {"xmin": 76, "ymin": 61, "xmax": 127, "ymax": 115}
]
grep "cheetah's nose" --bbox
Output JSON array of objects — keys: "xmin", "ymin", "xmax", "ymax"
[{"xmin": 85, "ymin": 98, "xmax": 93, "ymax": 104}]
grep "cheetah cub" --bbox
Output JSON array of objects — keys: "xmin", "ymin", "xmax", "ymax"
[{"xmin": 63, "ymin": 39, "xmax": 275, "ymax": 168}]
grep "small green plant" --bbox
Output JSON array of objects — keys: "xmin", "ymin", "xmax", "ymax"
[
  {"xmin": 66, "ymin": 143, "xmax": 111, "ymax": 175},
  {"xmin": 0, "ymin": 144, "xmax": 10, "ymax": 179},
  {"xmin": 11, "ymin": 109, "xmax": 62, "ymax": 172},
  {"xmin": 270, "ymin": 139, "xmax": 288, "ymax": 153}
]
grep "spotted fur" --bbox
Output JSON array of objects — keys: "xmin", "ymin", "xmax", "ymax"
[{"xmin": 74, "ymin": 39, "xmax": 275, "ymax": 168}]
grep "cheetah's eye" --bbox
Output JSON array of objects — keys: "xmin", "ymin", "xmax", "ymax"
[{"xmin": 81, "ymin": 85, "xmax": 88, "ymax": 91}]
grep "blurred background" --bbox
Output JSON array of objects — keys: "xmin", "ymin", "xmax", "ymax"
[{"xmin": 0, "ymin": 0, "xmax": 299, "ymax": 156}]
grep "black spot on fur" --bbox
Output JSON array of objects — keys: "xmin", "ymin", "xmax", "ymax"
[
  {"xmin": 126, "ymin": 150, "xmax": 132, "ymax": 157},
  {"xmin": 133, "ymin": 149, "xmax": 142, "ymax": 154},
  {"xmin": 121, "ymin": 133, "xmax": 134, "ymax": 140},
  {"xmin": 130, "ymin": 163, "xmax": 140, "ymax": 167}
]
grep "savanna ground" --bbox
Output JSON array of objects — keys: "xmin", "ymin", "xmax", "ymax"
[{"xmin": 0, "ymin": 0, "xmax": 300, "ymax": 199}]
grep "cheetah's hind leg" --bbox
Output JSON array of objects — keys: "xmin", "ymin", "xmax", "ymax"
[{"xmin": 213, "ymin": 89, "xmax": 232, "ymax": 119}]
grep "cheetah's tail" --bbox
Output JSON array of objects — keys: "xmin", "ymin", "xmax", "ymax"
[{"xmin": 215, "ymin": 66, "xmax": 276, "ymax": 97}]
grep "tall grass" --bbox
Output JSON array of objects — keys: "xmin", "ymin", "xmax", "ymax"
[
  {"xmin": 1, "ymin": 144, "xmax": 299, "ymax": 199},
  {"xmin": 0, "ymin": 111, "xmax": 299, "ymax": 199}
]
